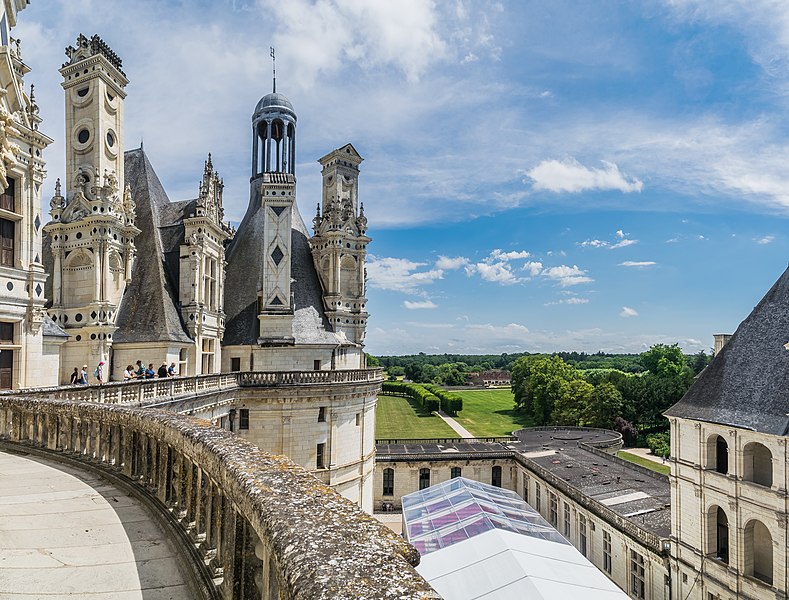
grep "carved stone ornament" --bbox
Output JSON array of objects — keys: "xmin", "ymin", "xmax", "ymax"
[
  {"xmin": 27, "ymin": 305, "xmax": 45, "ymax": 333},
  {"xmin": 0, "ymin": 105, "xmax": 21, "ymax": 194}
]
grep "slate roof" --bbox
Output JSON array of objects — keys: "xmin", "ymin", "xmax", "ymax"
[
  {"xmin": 113, "ymin": 149, "xmax": 191, "ymax": 344},
  {"xmin": 223, "ymin": 189, "xmax": 342, "ymax": 347},
  {"xmin": 42, "ymin": 315, "xmax": 69, "ymax": 339},
  {"xmin": 665, "ymin": 264, "xmax": 789, "ymax": 435}
]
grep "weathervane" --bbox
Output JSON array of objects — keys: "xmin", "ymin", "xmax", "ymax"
[{"xmin": 270, "ymin": 46, "xmax": 276, "ymax": 93}]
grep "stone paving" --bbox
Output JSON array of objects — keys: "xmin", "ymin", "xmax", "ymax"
[{"xmin": 0, "ymin": 450, "xmax": 194, "ymax": 599}]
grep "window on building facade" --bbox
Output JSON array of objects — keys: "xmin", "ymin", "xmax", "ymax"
[
  {"xmin": 710, "ymin": 506, "xmax": 729, "ymax": 563},
  {"xmin": 745, "ymin": 519, "xmax": 773, "ymax": 584},
  {"xmin": 201, "ymin": 338, "xmax": 214, "ymax": 373},
  {"xmin": 382, "ymin": 468, "xmax": 394, "ymax": 496},
  {"xmin": 355, "ymin": 412, "xmax": 361, "ymax": 426},
  {"xmin": 419, "ymin": 468, "xmax": 430, "ymax": 490},
  {"xmin": 563, "ymin": 503, "xmax": 571, "ymax": 537},
  {"xmin": 549, "ymin": 493, "xmax": 558, "ymax": 527},
  {"xmin": 179, "ymin": 348, "xmax": 188, "ymax": 374},
  {"xmin": 239, "ymin": 409, "xmax": 249, "ymax": 430},
  {"xmin": 630, "ymin": 550, "xmax": 645, "ymax": 600},
  {"xmin": 579, "ymin": 514, "xmax": 587, "ymax": 557},
  {"xmin": 603, "ymin": 530, "xmax": 612, "ymax": 574},
  {"xmin": 318, "ymin": 406, "xmax": 326, "ymax": 422},
  {"xmin": 0, "ymin": 177, "xmax": 15, "ymax": 212},
  {"xmin": 230, "ymin": 357, "xmax": 241, "ymax": 372},
  {"xmin": 492, "ymin": 465, "xmax": 502, "ymax": 487},
  {"xmin": 203, "ymin": 258, "xmax": 216, "ymax": 310},
  {"xmin": 535, "ymin": 483, "xmax": 541, "ymax": 512},
  {"xmin": 316, "ymin": 443, "xmax": 326, "ymax": 469},
  {"xmin": 0, "ymin": 322, "xmax": 13, "ymax": 343},
  {"xmin": 0, "ymin": 218, "xmax": 13, "ymax": 267},
  {"xmin": 0, "ymin": 349, "xmax": 11, "ymax": 389},
  {"xmin": 314, "ymin": 359, "xmax": 321, "ymax": 371},
  {"xmin": 743, "ymin": 442, "xmax": 773, "ymax": 487},
  {"xmin": 451, "ymin": 467, "xmax": 461, "ymax": 479},
  {"xmin": 523, "ymin": 479, "xmax": 529, "ymax": 503},
  {"xmin": 710, "ymin": 435, "xmax": 728, "ymax": 474}
]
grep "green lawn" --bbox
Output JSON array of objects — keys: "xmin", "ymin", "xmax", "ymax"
[
  {"xmin": 453, "ymin": 389, "xmax": 533, "ymax": 437},
  {"xmin": 617, "ymin": 451, "xmax": 671, "ymax": 475},
  {"xmin": 375, "ymin": 395, "xmax": 457, "ymax": 439}
]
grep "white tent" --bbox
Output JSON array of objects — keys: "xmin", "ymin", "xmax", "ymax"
[{"xmin": 401, "ymin": 478, "xmax": 628, "ymax": 600}]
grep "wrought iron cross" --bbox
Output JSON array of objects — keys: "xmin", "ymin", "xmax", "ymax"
[{"xmin": 270, "ymin": 46, "xmax": 276, "ymax": 93}]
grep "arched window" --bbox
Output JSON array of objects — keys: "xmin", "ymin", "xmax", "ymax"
[
  {"xmin": 382, "ymin": 468, "xmax": 394, "ymax": 496},
  {"xmin": 743, "ymin": 442, "xmax": 773, "ymax": 487},
  {"xmin": 419, "ymin": 468, "xmax": 430, "ymax": 490},
  {"xmin": 450, "ymin": 467, "xmax": 461, "ymax": 479},
  {"xmin": 745, "ymin": 519, "xmax": 773, "ymax": 584},
  {"xmin": 707, "ymin": 434, "xmax": 728, "ymax": 474},
  {"xmin": 492, "ymin": 465, "xmax": 502, "ymax": 487},
  {"xmin": 706, "ymin": 505, "xmax": 729, "ymax": 563}
]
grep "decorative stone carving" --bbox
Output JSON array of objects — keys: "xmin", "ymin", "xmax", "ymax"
[{"xmin": 0, "ymin": 105, "xmax": 21, "ymax": 194}]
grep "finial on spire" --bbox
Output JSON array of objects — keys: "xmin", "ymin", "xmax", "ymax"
[
  {"xmin": 140, "ymin": 137, "xmax": 144, "ymax": 151},
  {"xmin": 270, "ymin": 46, "xmax": 276, "ymax": 93}
]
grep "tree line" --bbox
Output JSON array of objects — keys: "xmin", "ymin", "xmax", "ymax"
[{"xmin": 511, "ymin": 344, "xmax": 705, "ymax": 442}]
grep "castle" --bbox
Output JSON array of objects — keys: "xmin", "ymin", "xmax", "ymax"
[{"xmin": 0, "ymin": 3, "xmax": 787, "ymax": 599}]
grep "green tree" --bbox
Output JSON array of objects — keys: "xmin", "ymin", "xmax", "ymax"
[
  {"xmin": 639, "ymin": 343, "xmax": 686, "ymax": 378},
  {"xmin": 583, "ymin": 382, "xmax": 624, "ymax": 428},
  {"xmin": 366, "ymin": 354, "xmax": 381, "ymax": 367},
  {"xmin": 552, "ymin": 379, "xmax": 594, "ymax": 425},
  {"xmin": 690, "ymin": 350, "xmax": 711, "ymax": 375},
  {"xmin": 512, "ymin": 355, "xmax": 582, "ymax": 425}
]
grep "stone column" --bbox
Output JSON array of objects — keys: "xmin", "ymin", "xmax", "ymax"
[{"xmin": 53, "ymin": 248, "xmax": 62, "ymax": 305}]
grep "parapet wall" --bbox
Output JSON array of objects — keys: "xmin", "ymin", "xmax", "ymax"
[{"xmin": 0, "ymin": 395, "xmax": 438, "ymax": 599}]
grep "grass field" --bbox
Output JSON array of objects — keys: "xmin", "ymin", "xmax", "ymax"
[
  {"xmin": 452, "ymin": 388, "xmax": 533, "ymax": 438},
  {"xmin": 617, "ymin": 451, "xmax": 671, "ymax": 475},
  {"xmin": 375, "ymin": 395, "xmax": 457, "ymax": 439}
]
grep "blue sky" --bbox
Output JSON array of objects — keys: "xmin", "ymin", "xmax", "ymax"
[{"xmin": 19, "ymin": 1, "xmax": 789, "ymax": 354}]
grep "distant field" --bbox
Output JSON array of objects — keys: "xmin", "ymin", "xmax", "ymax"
[
  {"xmin": 375, "ymin": 395, "xmax": 456, "ymax": 439},
  {"xmin": 453, "ymin": 388, "xmax": 532, "ymax": 438},
  {"xmin": 617, "ymin": 451, "xmax": 671, "ymax": 475}
]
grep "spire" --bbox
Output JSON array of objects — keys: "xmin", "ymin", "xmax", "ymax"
[{"xmin": 270, "ymin": 46, "xmax": 276, "ymax": 93}]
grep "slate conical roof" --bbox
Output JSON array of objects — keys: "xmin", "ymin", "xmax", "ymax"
[
  {"xmin": 113, "ymin": 148, "xmax": 191, "ymax": 344},
  {"xmin": 223, "ymin": 195, "xmax": 341, "ymax": 348},
  {"xmin": 665, "ymin": 264, "xmax": 789, "ymax": 435}
]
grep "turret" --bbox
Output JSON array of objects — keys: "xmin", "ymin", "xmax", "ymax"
[{"xmin": 309, "ymin": 144, "xmax": 369, "ymax": 345}]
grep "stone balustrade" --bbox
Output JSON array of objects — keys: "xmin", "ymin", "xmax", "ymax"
[
  {"xmin": 0, "ymin": 396, "xmax": 437, "ymax": 599},
  {"xmin": 0, "ymin": 369, "xmax": 385, "ymax": 406}
]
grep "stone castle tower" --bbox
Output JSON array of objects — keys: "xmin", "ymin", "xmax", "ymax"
[
  {"xmin": 310, "ymin": 144, "xmax": 369, "ymax": 345},
  {"xmin": 250, "ymin": 91, "xmax": 297, "ymax": 345},
  {"xmin": 44, "ymin": 34, "xmax": 138, "ymax": 370}
]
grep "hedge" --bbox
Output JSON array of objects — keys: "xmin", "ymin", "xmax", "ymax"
[
  {"xmin": 422, "ymin": 383, "xmax": 463, "ymax": 416},
  {"xmin": 381, "ymin": 380, "xmax": 440, "ymax": 413}
]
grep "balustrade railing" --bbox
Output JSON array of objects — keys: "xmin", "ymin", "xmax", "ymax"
[
  {"xmin": 0, "ymin": 397, "xmax": 436, "ymax": 599},
  {"xmin": 0, "ymin": 369, "xmax": 384, "ymax": 406}
]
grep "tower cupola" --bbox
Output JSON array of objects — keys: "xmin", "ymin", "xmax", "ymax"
[{"xmin": 251, "ymin": 92, "xmax": 296, "ymax": 176}]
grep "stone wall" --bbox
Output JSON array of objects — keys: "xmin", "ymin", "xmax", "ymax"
[{"xmin": 0, "ymin": 395, "xmax": 438, "ymax": 599}]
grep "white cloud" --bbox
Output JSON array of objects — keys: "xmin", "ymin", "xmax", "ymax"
[
  {"xmin": 522, "ymin": 261, "xmax": 544, "ymax": 276},
  {"xmin": 620, "ymin": 306, "xmax": 639, "ymax": 318},
  {"xmin": 755, "ymin": 235, "xmax": 775, "ymax": 244},
  {"xmin": 610, "ymin": 238, "xmax": 638, "ymax": 249},
  {"xmin": 489, "ymin": 249, "xmax": 531, "ymax": 261},
  {"xmin": 435, "ymin": 255, "xmax": 469, "ymax": 270},
  {"xmin": 579, "ymin": 232, "xmax": 638, "ymax": 250},
  {"xmin": 403, "ymin": 300, "xmax": 438, "ymax": 310},
  {"xmin": 545, "ymin": 297, "xmax": 590, "ymax": 306},
  {"xmin": 265, "ymin": 0, "xmax": 448, "ymax": 86},
  {"xmin": 525, "ymin": 158, "xmax": 643, "ymax": 194},
  {"xmin": 542, "ymin": 265, "xmax": 594, "ymax": 287},
  {"xmin": 579, "ymin": 239, "xmax": 608, "ymax": 248},
  {"xmin": 619, "ymin": 261, "xmax": 657, "ymax": 267},
  {"xmin": 366, "ymin": 256, "xmax": 443, "ymax": 293},
  {"xmin": 465, "ymin": 261, "xmax": 520, "ymax": 285}
]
